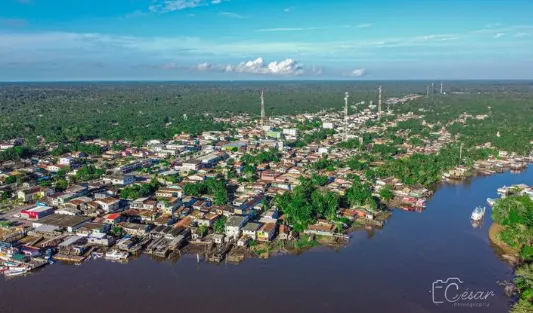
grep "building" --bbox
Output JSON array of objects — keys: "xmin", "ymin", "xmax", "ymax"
[
  {"xmin": 257, "ymin": 223, "xmax": 277, "ymax": 242},
  {"xmin": 242, "ymin": 222, "xmax": 262, "ymax": 240},
  {"xmin": 156, "ymin": 186, "xmax": 183, "ymax": 198},
  {"xmin": 32, "ymin": 214, "xmax": 91, "ymax": 233},
  {"xmin": 17, "ymin": 187, "xmax": 54, "ymax": 202},
  {"xmin": 224, "ymin": 215, "xmax": 249, "ymax": 240},
  {"xmin": 103, "ymin": 174, "xmax": 135, "ymax": 186},
  {"xmin": 20, "ymin": 206, "xmax": 55, "ymax": 220},
  {"xmin": 181, "ymin": 159, "xmax": 202, "ymax": 171},
  {"xmin": 96, "ymin": 197, "xmax": 120, "ymax": 213}
]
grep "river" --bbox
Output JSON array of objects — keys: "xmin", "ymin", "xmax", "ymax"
[{"xmin": 2, "ymin": 166, "xmax": 532, "ymax": 313}]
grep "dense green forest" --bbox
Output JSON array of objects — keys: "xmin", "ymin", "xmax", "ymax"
[
  {"xmin": 492, "ymin": 194, "xmax": 533, "ymax": 312},
  {"xmin": 2, "ymin": 81, "xmax": 532, "ymax": 147}
]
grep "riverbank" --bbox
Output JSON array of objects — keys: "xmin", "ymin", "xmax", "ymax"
[{"xmin": 489, "ymin": 222, "xmax": 520, "ymax": 265}]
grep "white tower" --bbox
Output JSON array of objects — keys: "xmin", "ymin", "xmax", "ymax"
[
  {"xmin": 344, "ymin": 92, "xmax": 349, "ymax": 140},
  {"xmin": 378, "ymin": 85, "xmax": 382, "ymax": 121},
  {"xmin": 440, "ymin": 81, "xmax": 443, "ymax": 95},
  {"xmin": 260, "ymin": 89, "xmax": 266, "ymax": 127}
]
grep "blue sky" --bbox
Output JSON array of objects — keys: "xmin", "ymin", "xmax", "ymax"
[{"xmin": 1, "ymin": 0, "xmax": 532, "ymax": 81}]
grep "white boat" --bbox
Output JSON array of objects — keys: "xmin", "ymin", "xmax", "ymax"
[
  {"xmin": 471, "ymin": 206, "xmax": 486, "ymax": 221},
  {"xmin": 4, "ymin": 267, "xmax": 28, "ymax": 277},
  {"xmin": 487, "ymin": 198, "xmax": 496, "ymax": 206},
  {"xmin": 105, "ymin": 249, "xmax": 129, "ymax": 261}
]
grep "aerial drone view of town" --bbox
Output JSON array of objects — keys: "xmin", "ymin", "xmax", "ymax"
[{"xmin": 1, "ymin": 0, "xmax": 533, "ymax": 313}]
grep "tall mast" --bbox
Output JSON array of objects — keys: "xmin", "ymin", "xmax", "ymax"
[
  {"xmin": 378, "ymin": 85, "xmax": 382, "ymax": 121},
  {"xmin": 440, "ymin": 81, "xmax": 443, "ymax": 95},
  {"xmin": 344, "ymin": 92, "xmax": 349, "ymax": 140},
  {"xmin": 260, "ymin": 89, "xmax": 266, "ymax": 127}
]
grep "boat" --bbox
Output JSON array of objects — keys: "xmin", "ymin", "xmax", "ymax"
[
  {"xmin": 471, "ymin": 206, "xmax": 486, "ymax": 221},
  {"xmin": 4, "ymin": 267, "xmax": 28, "ymax": 277},
  {"xmin": 92, "ymin": 252, "xmax": 104, "ymax": 259},
  {"xmin": 105, "ymin": 249, "xmax": 129, "ymax": 261},
  {"xmin": 487, "ymin": 198, "xmax": 496, "ymax": 206}
]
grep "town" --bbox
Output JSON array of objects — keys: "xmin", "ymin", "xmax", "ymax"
[{"xmin": 1, "ymin": 88, "xmax": 531, "ymax": 277}]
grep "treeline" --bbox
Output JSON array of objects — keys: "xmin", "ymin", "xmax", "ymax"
[{"xmin": 491, "ymin": 194, "xmax": 533, "ymax": 313}]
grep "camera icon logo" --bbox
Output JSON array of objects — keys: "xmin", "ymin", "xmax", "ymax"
[{"xmin": 431, "ymin": 277, "xmax": 463, "ymax": 304}]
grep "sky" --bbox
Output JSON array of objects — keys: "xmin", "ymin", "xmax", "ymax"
[{"xmin": 1, "ymin": 0, "xmax": 533, "ymax": 81}]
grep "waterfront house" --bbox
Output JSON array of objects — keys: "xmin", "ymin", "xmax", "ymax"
[
  {"xmin": 122, "ymin": 222, "xmax": 151, "ymax": 237},
  {"xmin": 304, "ymin": 220, "xmax": 336, "ymax": 237},
  {"xmin": 257, "ymin": 223, "xmax": 277, "ymax": 242},
  {"xmin": 224, "ymin": 215, "xmax": 249, "ymax": 241},
  {"xmin": 242, "ymin": 222, "xmax": 262, "ymax": 240}
]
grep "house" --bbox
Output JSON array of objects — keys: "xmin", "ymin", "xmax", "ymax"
[
  {"xmin": 87, "ymin": 233, "xmax": 115, "ymax": 247},
  {"xmin": 242, "ymin": 222, "xmax": 262, "ymax": 240},
  {"xmin": 59, "ymin": 156, "xmax": 75, "ymax": 166},
  {"xmin": 190, "ymin": 226, "xmax": 207, "ymax": 240},
  {"xmin": 224, "ymin": 215, "xmax": 249, "ymax": 240},
  {"xmin": 257, "ymin": 223, "xmax": 277, "ymax": 242},
  {"xmin": 76, "ymin": 222, "xmax": 110, "ymax": 237},
  {"xmin": 156, "ymin": 197, "xmax": 181, "ymax": 215},
  {"xmin": 122, "ymin": 222, "xmax": 151, "ymax": 237},
  {"xmin": 304, "ymin": 220, "xmax": 336, "ymax": 237},
  {"xmin": 17, "ymin": 187, "xmax": 54, "ymax": 202},
  {"xmin": 196, "ymin": 212, "xmax": 220, "ymax": 227},
  {"xmin": 259, "ymin": 209, "xmax": 279, "ymax": 224},
  {"xmin": 103, "ymin": 213, "xmax": 124, "ymax": 224},
  {"xmin": 181, "ymin": 159, "xmax": 202, "ymax": 171},
  {"xmin": 212, "ymin": 234, "xmax": 225, "ymax": 244},
  {"xmin": 156, "ymin": 186, "xmax": 183, "ymax": 198},
  {"xmin": 237, "ymin": 236, "xmax": 251, "ymax": 247},
  {"xmin": 103, "ymin": 174, "xmax": 135, "ymax": 186},
  {"xmin": 95, "ymin": 197, "xmax": 120, "ymax": 213}
]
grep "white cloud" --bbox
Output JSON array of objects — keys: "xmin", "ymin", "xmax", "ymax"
[
  {"xmin": 162, "ymin": 63, "xmax": 186, "ymax": 70},
  {"xmin": 202, "ymin": 57, "xmax": 305, "ymax": 76},
  {"xmin": 149, "ymin": 0, "xmax": 227, "ymax": 13},
  {"xmin": 284, "ymin": 7, "xmax": 293, "ymax": 12},
  {"xmin": 124, "ymin": 10, "xmax": 147, "ymax": 19},
  {"xmin": 494, "ymin": 33, "xmax": 505, "ymax": 38},
  {"xmin": 515, "ymin": 32, "xmax": 530, "ymax": 38},
  {"xmin": 256, "ymin": 27, "xmax": 319, "ymax": 32},
  {"xmin": 219, "ymin": 12, "xmax": 247, "ymax": 19},
  {"xmin": 196, "ymin": 62, "xmax": 211, "ymax": 71},
  {"xmin": 356, "ymin": 23, "xmax": 373, "ymax": 28},
  {"xmin": 349, "ymin": 69, "xmax": 366, "ymax": 77}
]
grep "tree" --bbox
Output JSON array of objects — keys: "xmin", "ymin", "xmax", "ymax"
[
  {"xmin": 55, "ymin": 179, "xmax": 68, "ymax": 191},
  {"xmin": 379, "ymin": 185, "xmax": 395, "ymax": 202},
  {"xmin": 1, "ymin": 191, "xmax": 8, "ymax": 201},
  {"xmin": 213, "ymin": 216, "xmax": 226, "ymax": 234},
  {"xmin": 4, "ymin": 176, "xmax": 16, "ymax": 184}
]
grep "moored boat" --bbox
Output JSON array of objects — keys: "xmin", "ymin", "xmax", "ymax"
[
  {"xmin": 105, "ymin": 249, "xmax": 129, "ymax": 261},
  {"xmin": 487, "ymin": 198, "xmax": 496, "ymax": 206},
  {"xmin": 471, "ymin": 206, "xmax": 486, "ymax": 221}
]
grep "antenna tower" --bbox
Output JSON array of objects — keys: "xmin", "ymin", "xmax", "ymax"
[
  {"xmin": 378, "ymin": 85, "xmax": 382, "ymax": 121},
  {"xmin": 344, "ymin": 92, "xmax": 349, "ymax": 140},
  {"xmin": 260, "ymin": 89, "xmax": 266, "ymax": 126},
  {"xmin": 440, "ymin": 81, "xmax": 444, "ymax": 95}
]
